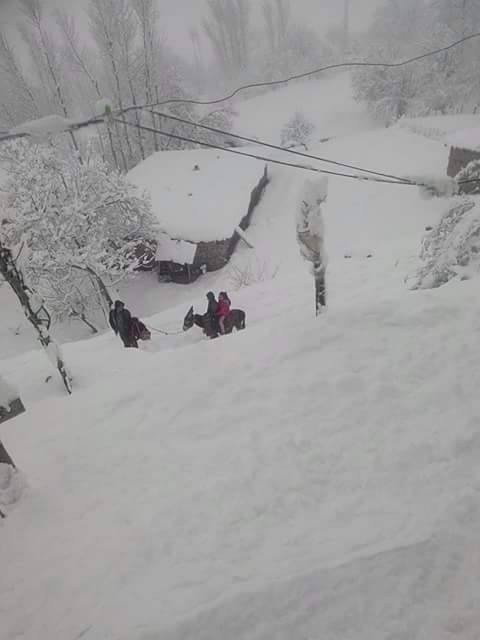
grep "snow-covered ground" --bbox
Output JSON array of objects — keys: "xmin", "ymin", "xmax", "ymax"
[{"xmin": 2, "ymin": 73, "xmax": 480, "ymax": 640}]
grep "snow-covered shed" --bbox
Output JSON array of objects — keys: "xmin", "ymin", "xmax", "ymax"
[
  {"xmin": 128, "ymin": 148, "xmax": 269, "ymax": 283},
  {"xmin": 446, "ymin": 127, "xmax": 480, "ymax": 184}
]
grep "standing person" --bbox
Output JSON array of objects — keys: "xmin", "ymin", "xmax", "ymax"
[
  {"xmin": 109, "ymin": 300, "xmax": 134, "ymax": 348},
  {"xmin": 217, "ymin": 291, "xmax": 231, "ymax": 335}
]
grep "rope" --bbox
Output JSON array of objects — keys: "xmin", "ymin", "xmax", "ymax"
[{"xmin": 147, "ymin": 324, "xmax": 184, "ymax": 336}]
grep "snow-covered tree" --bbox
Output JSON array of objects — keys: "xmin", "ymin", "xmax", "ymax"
[
  {"xmin": 455, "ymin": 160, "xmax": 480, "ymax": 197},
  {"xmin": 0, "ymin": 140, "xmax": 156, "ymax": 331},
  {"xmin": 412, "ymin": 197, "xmax": 480, "ymax": 289},
  {"xmin": 281, "ymin": 112, "xmax": 315, "ymax": 149},
  {"xmin": 296, "ymin": 177, "xmax": 328, "ymax": 315},
  {"xmin": 353, "ymin": 0, "xmax": 480, "ymax": 121}
]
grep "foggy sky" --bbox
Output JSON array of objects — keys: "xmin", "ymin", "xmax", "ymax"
[{"xmin": 0, "ymin": 0, "xmax": 383, "ymax": 60}]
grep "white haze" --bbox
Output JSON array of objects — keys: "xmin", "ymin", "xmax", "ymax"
[{"xmin": 0, "ymin": 0, "xmax": 383, "ymax": 60}]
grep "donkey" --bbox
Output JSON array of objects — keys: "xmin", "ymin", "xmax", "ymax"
[{"xmin": 183, "ymin": 306, "xmax": 246, "ymax": 339}]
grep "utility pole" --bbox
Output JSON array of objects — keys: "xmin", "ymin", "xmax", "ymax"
[{"xmin": 343, "ymin": 0, "xmax": 351, "ymax": 55}]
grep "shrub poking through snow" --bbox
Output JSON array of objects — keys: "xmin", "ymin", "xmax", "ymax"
[
  {"xmin": 228, "ymin": 257, "xmax": 279, "ymax": 290},
  {"xmin": 412, "ymin": 197, "xmax": 480, "ymax": 289},
  {"xmin": 296, "ymin": 177, "xmax": 328, "ymax": 315},
  {"xmin": 281, "ymin": 111, "xmax": 315, "ymax": 149}
]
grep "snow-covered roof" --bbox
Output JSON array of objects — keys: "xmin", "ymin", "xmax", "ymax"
[
  {"xmin": 128, "ymin": 148, "xmax": 266, "ymax": 243},
  {"xmin": 447, "ymin": 128, "xmax": 480, "ymax": 152},
  {"xmin": 155, "ymin": 232, "xmax": 196, "ymax": 264}
]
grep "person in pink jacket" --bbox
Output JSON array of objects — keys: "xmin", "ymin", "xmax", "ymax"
[{"xmin": 216, "ymin": 291, "xmax": 231, "ymax": 334}]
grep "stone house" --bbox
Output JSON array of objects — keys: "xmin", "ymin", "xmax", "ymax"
[{"xmin": 128, "ymin": 148, "xmax": 269, "ymax": 284}]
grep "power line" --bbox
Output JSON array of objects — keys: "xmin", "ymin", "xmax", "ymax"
[
  {"xmin": 119, "ymin": 118, "xmax": 480, "ymax": 190},
  {"xmin": 113, "ymin": 117, "xmax": 417, "ymax": 186},
  {"xmin": 148, "ymin": 108, "xmax": 413, "ymax": 184},
  {"xmin": 121, "ymin": 32, "xmax": 480, "ymax": 113}
]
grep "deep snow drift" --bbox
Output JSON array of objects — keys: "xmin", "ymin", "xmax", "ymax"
[{"xmin": 2, "ymin": 73, "xmax": 480, "ymax": 640}]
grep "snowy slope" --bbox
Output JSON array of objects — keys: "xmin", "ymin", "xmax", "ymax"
[
  {"xmin": 2, "ymin": 278, "xmax": 480, "ymax": 640},
  {"xmin": 233, "ymin": 72, "xmax": 376, "ymax": 143}
]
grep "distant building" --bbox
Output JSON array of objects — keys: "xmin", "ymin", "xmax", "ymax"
[{"xmin": 128, "ymin": 148, "xmax": 269, "ymax": 284}]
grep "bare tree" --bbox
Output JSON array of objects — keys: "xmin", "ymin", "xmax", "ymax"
[
  {"xmin": 203, "ymin": 0, "xmax": 251, "ymax": 82},
  {"xmin": 132, "ymin": 0, "xmax": 160, "ymax": 152},
  {"xmin": 88, "ymin": 0, "xmax": 135, "ymax": 171},
  {"xmin": 19, "ymin": 0, "xmax": 82, "ymax": 158},
  {"xmin": 55, "ymin": 11, "xmax": 120, "ymax": 169},
  {"xmin": 263, "ymin": 0, "xmax": 291, "ymax": 54},
  {"xmin": 0, "ymin": 31, "xmax": 40, "ymax": 128}
]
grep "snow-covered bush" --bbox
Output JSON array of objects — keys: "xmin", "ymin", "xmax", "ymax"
[
  {"xmin": 456, "ymin": 160, "xmax": 480, "ymax": 196},
  {"xmin": 281, "ymin": 112, "xmax": 315, "ymax": 149},
  {"xmin": 296, "ymin": 177, "xmax": 328, "ymax": 314},
  {"xmin": 196, "ymin": 108, "xmax": 236, "ymax": 147},
  {"xmin": 227, "ymin": 257, "xmax": 279, "ymax": 290},
  {"xmin": 0, "ymin": 141, "xmax": 156, "ymax": 329},
  {"xmin": 412, "ymin": 198, "xmax": 480, "ymax": 289}
]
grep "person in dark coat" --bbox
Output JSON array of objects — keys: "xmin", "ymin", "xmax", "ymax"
[
  {"xmin": 109, "ymin": 300, "xmax": 135, "ymax": 348},
  {"xmin": 205, "ymin": 291, "xmax": 219, "ymax": 335}
]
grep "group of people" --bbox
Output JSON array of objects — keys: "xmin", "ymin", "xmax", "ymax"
[
  {"xmin": 205, "ymin": 290, "xmax": 231, "ymax": 335},
  {"xmin": 109, "ymin": 300, "xmax": 150, "ymax": 348},
  {"xmin": 110, "ymin": 291, "xmax": 233, "ymax": 348}
]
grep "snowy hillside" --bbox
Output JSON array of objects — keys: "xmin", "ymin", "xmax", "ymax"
[
  {"xmin": 3, "ymin": 71, "xmax": 480, "ymax": 640},
  {"xmin": 233, "ymin": 72, "xmax": 375, "ymax": 143}
]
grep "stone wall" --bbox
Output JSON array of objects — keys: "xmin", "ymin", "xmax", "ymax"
[
  {"xmin": 194, "ymin": 238, "xmax": 231, "ymax": 272},
  {"xmin": 193, "ymin": 165, "xmax": 270, "ymax": 273},
  {"xmin": 0, "ymin": 397, "xmax": 25, "ymax": 425}
]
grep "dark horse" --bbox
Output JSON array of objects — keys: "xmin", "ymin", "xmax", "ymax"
[{"xmin": 183, "ymin": 306, "xmax": 246, "ymax": 338}]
